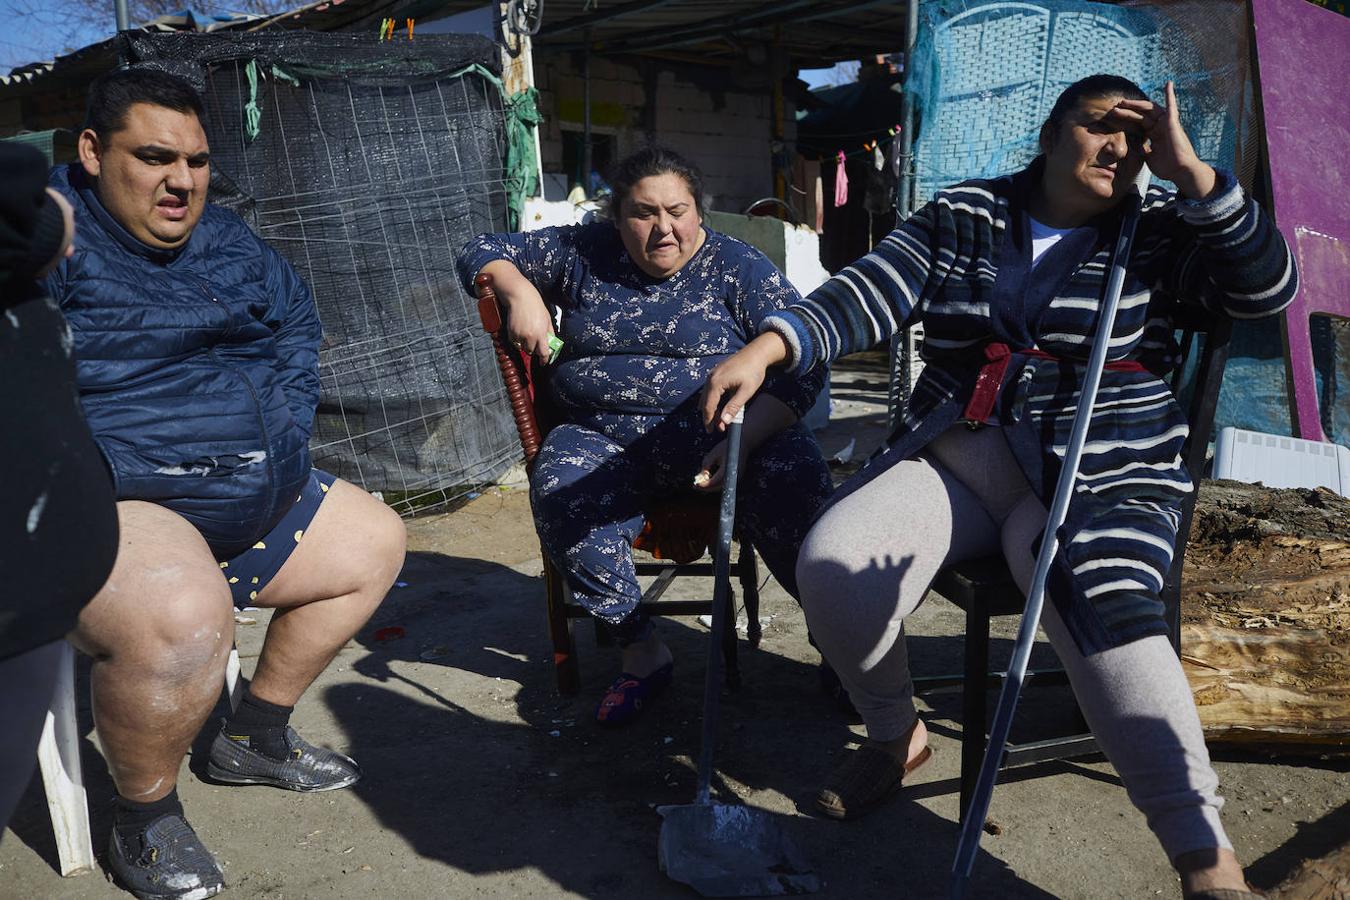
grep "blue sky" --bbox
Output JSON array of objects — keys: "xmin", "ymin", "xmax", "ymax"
[
  {"xmin": 798, "ymin": 61, "xmax": 861, "ymax": 90},
  {"xmin": 0, "ymin": 0, "xmax": 113, "ymax": 72}
]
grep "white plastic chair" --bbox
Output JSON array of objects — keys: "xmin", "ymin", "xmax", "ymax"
[{"xmin": 36, "ymin": 641, "xmax": 241, "ymax": 876}]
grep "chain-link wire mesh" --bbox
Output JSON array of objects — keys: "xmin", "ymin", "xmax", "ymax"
[{"xmin": 124, "ymin": 32, "xmax": 520, "ymax": 514}]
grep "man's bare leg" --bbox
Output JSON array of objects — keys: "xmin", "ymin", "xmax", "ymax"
[
  {"xmin": 248, "ymin": 479, "xmax": 405, "ymax": 705},
  {"xmin": 70, "ymin": 501, "xmax": 233, "ymax": 897},
  {"xmin": 205, "ymin": 479, "xmax": 403, "ymax": 790},
  {"xmin": 70, "ymin": 501, "xmax": 235, "ymax": 803}
]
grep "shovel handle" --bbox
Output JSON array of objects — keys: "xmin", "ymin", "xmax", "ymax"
[{"xmin": 694, "ymin": 411, "xmax": 744, "ymax": 806}]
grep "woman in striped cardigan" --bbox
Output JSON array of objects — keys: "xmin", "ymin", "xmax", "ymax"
[{"xmin": 702, "ymin": 75, "xmax": 1296, "ymax": 896}]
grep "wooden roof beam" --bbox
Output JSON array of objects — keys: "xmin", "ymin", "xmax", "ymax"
[{"xmin": 538, "ymin": 0, "xmax": 685, "ymax": 38}]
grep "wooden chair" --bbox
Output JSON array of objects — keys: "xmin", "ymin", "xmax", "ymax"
[
  {"xmin": 912, "ymin": 310, "xmax": 1234, "ymax": 820},
  {"xmin": 474, "ymin": 274, "xmax": 761, "ymax": 695}
]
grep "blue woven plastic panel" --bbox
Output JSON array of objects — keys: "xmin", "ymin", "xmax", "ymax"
[
  {"xmin": 908, "ymin": 0, "xmax": 1254, "ymax": 204},
  {"xmin": 899, "ymin": 0, "xmax": 1349, "ymax": 448}
]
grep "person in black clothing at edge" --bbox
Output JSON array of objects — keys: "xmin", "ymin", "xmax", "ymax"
[
  {"xmin": 0, "ymin": 141, "xmax": 119, "ymax": 833},
  {"xmin": 38, "ymin": 67, "xmax": 408, "ymax": 899}
]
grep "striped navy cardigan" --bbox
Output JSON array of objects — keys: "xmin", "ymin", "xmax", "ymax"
[{"xmin": 765, "ymin": 160, "xmax": 1297, "ymax": 655}]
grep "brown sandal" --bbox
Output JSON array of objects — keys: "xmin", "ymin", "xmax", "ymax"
[{"xmin": 815, "ymin": 742, "xmax": 933, "ymax": 820}]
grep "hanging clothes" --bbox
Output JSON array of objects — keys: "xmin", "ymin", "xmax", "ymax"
[
  {"xmin": 814, "ymin": 174, "xmax": 824, "ymax": 233},
  {"xmin": 833, "ymin": 151, "xmax": 849, "ymax": 208},
  {"xmin": 887, "ymin": 131, "xmax": 903, "ymax": 180},
  {"xmin": 864, "ymin": 141, "xmax": 898, "ymax": 216}
]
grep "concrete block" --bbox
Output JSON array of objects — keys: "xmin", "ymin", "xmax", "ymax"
[
  {"xmin": 665, "ymin": 86, "xmax": 714, "ymax": 113},
  {"xmin": 657, "ymin": 110, "xmax": 708, "ymax": 133}
]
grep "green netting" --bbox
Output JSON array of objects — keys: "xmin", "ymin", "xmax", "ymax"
[
  {"xmin": 502, "ymin": 85, "xmax": 541, "ymax": 230},
  {"xmin": 235, "ymin": 52, "xmax": 538, "ymax": 230}
]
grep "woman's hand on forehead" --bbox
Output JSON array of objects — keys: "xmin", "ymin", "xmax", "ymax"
[
  {"xmin": 1107, "ymin": 97, "xmax": 1165, "ymax": 134},
  {"xmin": 1105, "ymin": 81, "xmax": 1215, "ymax": 198},
  {"xmin": 1102, "ymin": 102, "xmax": 1152, "ymax": 138}
]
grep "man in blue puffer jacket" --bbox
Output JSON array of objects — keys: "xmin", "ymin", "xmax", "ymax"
[{"xmin": 45, "ymin": 67, "xmax": 406, "ymax": 900}]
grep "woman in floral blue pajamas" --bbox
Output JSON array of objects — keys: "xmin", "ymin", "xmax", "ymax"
[{"xmin": 457, "ymin": 147, "xmax": 832, "ymax": 724}]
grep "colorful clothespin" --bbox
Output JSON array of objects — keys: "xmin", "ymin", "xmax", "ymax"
[{"xmin": 407, "ymin": 18, "xmax": 415, "ymax": 39}]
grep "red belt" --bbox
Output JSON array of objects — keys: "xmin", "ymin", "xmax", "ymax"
[{"xmin": 961, "ymin": 342, "xmax": 1151, "ymax": 425}]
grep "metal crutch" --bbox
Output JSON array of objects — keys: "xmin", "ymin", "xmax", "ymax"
[{"xmin": 950, "ymin": 166, "xmax": 1153, "ymax": 898}]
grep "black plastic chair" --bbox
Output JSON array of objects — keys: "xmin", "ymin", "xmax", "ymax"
[{"xmin": 912, "ymin": 309, "xmax": 1233, "ymax": 820}]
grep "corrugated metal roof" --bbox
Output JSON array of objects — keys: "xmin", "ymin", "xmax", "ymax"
[
  {"xmin": 534, "ymin": 0, "xmax": 909, "ymax": 61},
  {"xmin": 257, "ymin": 0, "xmax": 908, "ymax": 64},
  {"xmin": 0, "ymin": 11, "xmax": 267, "ymax": 90},
  {"xmin": 1, "ymin": 41, "xmax": 116, "ymax": 92}
]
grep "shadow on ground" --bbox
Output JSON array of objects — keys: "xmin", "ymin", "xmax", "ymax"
[{"xmin": 319, "ymin": 549, "xmax": 1054, "ymax": 897}]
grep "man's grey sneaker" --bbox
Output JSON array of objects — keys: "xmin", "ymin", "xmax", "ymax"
[
  {"xmin": 107, "ymin": 814, "xmax": 223, "ymax": 900},
  {"xmin": 206, "ymin": 724, "xmax": 361, "ymax": 792}
]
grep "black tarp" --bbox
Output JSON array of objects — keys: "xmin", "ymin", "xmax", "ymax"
[{"xmin": 125, "ymin": 32, "xmax": 518, "ymax": 509}]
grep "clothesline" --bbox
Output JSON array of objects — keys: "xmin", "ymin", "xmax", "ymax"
[
  {"xmin": 827, "ymin": 123, "xmax": 904, "ymax": 163},
  {"xmin": 832, "ymin": 124, "xmax": 904, "ymax": 208}
]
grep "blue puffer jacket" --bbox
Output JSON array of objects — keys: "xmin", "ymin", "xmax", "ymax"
[{"xmin": 46, "ymin": 164, "xmax": 322, "ymax": 558}]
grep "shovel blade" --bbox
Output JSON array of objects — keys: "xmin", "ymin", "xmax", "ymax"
[{"xmin": 657, "ymin": 803, "xmax": 820, "ymax": 897}]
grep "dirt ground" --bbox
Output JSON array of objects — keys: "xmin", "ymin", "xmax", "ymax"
[{"xmin": 2, "ymin": 352, "xmax": 1347, "ymax": 899}]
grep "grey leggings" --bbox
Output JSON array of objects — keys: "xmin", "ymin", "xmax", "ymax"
[{"xmin": 797, "ymin": 426, "xmax": 1230, "ymax": 861}]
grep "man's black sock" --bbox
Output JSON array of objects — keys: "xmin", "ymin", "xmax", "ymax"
[
  {"xmin": 113, "ymin": 788, "xmax": 184, "ymax": 851},
  {"xmin": 223, "ymin": 689, "xmax": 294, "ymax": 760}
]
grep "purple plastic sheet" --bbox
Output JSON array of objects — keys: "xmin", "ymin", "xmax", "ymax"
[{"xmin": 1251, "ymin": 0, "xmax": 1350, "ymax": 441}]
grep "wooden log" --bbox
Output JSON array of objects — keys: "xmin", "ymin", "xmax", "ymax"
[
  {"xmin": 1182, "ymin": 624, "xmax": 1348, "ymax": 752},
  {"xmin": 1181, "ymin": 480, "xmax": 1350, "ymax": 754}
]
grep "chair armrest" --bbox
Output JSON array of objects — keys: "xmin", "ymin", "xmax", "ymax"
[{"xmin": 475, "ymin": 273, "xmax": 544, "ymax": 464}]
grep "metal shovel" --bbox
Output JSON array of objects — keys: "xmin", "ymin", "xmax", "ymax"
[{"xmin": 658, "ymin": 411, "xmax": 820, "ymax": 897}]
